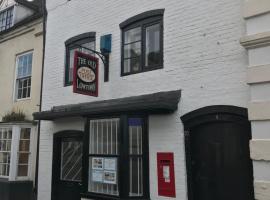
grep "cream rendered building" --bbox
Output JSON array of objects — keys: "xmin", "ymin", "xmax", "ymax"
[
  {"xmin": 241, "ymin": 0, "xmax": 270, "ymax": 200},
  {"xmin": 0, "ymin": 0, "xmax": 43, "ymax": 200}
]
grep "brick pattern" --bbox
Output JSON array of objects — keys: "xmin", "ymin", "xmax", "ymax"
[{"xmin": 38, "ymin": 0, "xmax": 248, "ymax": 200}]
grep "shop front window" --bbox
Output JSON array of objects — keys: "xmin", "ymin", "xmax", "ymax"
[
  {"xmin": 17, "ymin": 128, "xmax": 31, "ymax": 177},
  {"xmin": 0, "ymin": 125, "xmax": 34, "ymax": 180},
  {"xmin": 0, "ymin": 128, "xmax": 12, "ymax": 177},
  {"xmin": 84, "ymin": 116, "xmax": 149, "ymax": 200}
]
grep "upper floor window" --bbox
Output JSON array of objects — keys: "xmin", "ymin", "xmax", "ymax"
[
  {"xmin": 0, "ymin": 6, "xmax": 14, "ymax": 32},
  {"xmin": 120, "ymin": 9, "xmax": 164, "ymax": 76},
  {"xmin": 65, "ymin": 32, "xmax": 96, "ymax": 86},
  {"xmin": 15, "ymin": 52, "xmax": 33, "ymax": 100}
]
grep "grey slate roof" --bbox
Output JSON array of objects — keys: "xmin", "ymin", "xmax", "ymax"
[{"xmin": 0, "ymin": 0, "xmax": 43, "ymax": 36}]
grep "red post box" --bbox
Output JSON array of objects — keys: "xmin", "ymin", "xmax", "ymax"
[{"xmin": 157, "ymin": 152, "xmax": 176, "ymax": 198}]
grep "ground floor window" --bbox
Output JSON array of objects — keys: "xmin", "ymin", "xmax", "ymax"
[
  {"xmin": 83, "ymin": 115, "xmax": 149, "ymax": 200},
  {"xmin": 0, "ymin": 125, "xmax": 34, "ymax": 180},
  {"xmin": 0, "ymin": 128, "xmax": 12, "ymax": 177}
]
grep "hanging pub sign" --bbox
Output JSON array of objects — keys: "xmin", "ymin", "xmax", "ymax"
[{"xmin": 73, "ymin": 51, "xmax": 99, "ymax": 96}]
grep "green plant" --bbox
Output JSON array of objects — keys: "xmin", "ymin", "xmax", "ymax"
[{"xmin": 2, "ymin": 109, "xmax": 26, "ymax": 122}]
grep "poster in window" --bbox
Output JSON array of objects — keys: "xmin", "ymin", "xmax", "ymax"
[
  {"xmin": 103, "ymin": 171, "xmax": 117, "ymax": 184},
  {"xmin": 104, "ymin": 158, "xmax": 117, "ymax": 171},
  {"xmin": 92, "ymin": 157, "xmax": 104, "ymax": 170},
  {"xmin": 73, "ymin": 51, "xmax": 99, "ymax": 96},
  {"xmin": 92, "ymin": 170, "xmax": 103, "ymax": 183}
]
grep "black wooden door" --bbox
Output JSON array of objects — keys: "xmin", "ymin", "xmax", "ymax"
[
  {"xmin": 52, "ymin": 131, "xmax": 83, "ymax": 200},
  {"xmin": 190, "ymin": 121, "xmax": 253, "ymax": 200}
]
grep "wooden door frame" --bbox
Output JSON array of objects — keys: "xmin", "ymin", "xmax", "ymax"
[
  {"xmin": 180, "ymin": 105, "xmax": 251, "ymax": 200},
  {"xmin": 51, "ymin": 130, "xmax": 84, "ymax": 200}
]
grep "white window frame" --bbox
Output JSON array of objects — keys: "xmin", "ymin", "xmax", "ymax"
[
  {"xmin": 0, "ymin": 126, "xmax": 13, "ymax": 178},
  {"xmin": 0, "ymin": 124, "xmax": 35, "ymax": 181},
  {"xmin": 14, "ymin": 51, "xmax": 33, "ymax": 101}
]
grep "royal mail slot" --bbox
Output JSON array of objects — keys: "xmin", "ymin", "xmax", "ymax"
[{"xmin": 157, "ymin": 152, "xmax": 176, "ymax": 198}]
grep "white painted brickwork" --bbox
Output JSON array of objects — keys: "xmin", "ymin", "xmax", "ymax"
[{"xmin": 38, "ymin": 0, "xmax": 248, "ymax": 200}]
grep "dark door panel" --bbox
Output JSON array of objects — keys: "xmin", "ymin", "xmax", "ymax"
[
  {"xmin": 52, "ymin": 131, "xmax": 83, "ymax": 200},
  {"xmin": 182, "ymin": 106, "xmax": 254, "ymax": 200}
]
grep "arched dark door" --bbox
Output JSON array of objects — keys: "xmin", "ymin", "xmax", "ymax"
[
  {"xmin": 181, "ymin": 106, "xmax": 254, "ymax": 200},
  {"xmin": 52, "ymin": 131, "xmax": 83, "ymax": 200}
]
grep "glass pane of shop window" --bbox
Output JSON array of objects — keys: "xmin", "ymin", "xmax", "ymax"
[
  {"xmin": 129, "ymin": 157, "xmax": 143, "ymax": 196},
  {"xmin": 18, "ymin": 165, "xmax": 28, "ymax": 177}
]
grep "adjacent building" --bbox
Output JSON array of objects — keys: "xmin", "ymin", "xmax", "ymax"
[
  {"xmin": 34, "ymin": 0, "xmax": 255, "ymax": 200},
  {"xmin": 241, "ymin": 0, "xmax": 270, "ymax": 199},
  {"xmin": 0, "ymin": 0, "xmax": 43, "ymax": 199}
]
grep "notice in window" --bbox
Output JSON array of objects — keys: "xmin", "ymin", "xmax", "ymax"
[
  {"xmin": 92, "ymin": 170, "xmax": 103, "ymax": 183},
  {"xmin": 104, "ymin": 158, "xmax": 116, "ymax": 171},
  {"xmin": 104, "ymin": 171, "xmax": 117, "ymax": 184},
  {"xmin": 92, "ymin": 157, "xmax": 104, "ymax": 170}
]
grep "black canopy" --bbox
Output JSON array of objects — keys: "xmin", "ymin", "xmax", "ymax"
[{"xmin": 33, "ymin": 90, "xmax": 181, "ymax": 120}]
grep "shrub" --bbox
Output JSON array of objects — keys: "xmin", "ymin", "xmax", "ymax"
[{"xmin": 2, "ymin": 109, "xmax": 26, "ymax": 122}]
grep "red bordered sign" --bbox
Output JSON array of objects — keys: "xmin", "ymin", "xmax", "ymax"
[{"xmin": 73, "ymin": 51, "xmax": 99, "ymax": 97}]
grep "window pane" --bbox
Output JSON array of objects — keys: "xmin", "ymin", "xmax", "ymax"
[
  {"xmin": 0, "ymin": 7, "xmax": 13, "ymax": 32},
  {"xmin": 17, "ymin": 77, "xmax": 31, "ymax": 99},
  {"xmin": 124, "ymin": 58, "xmax": 140, "ymax": 73},
  {"xmin": 21, "ymin": 128, "xmax": 31, "ymax": 139},
  {"xmin": 129, "ymin": 157, "xmax": 143, "ymax": 196},
  {"xmin": 89, "ymin": 119, "xmax": 120, "ymax": 155},
  {"xmin": 19, "ymin": 140, "xmax": 30, "ymax": 151},
  {"xmin": 16, "ymin": 53, "xmax": 32, "ymax": 99},
  {"xmin": 145, "ymin": 24, "xmax": 161, "ymax": 67},
  {"xmin": 124, "ymin": 42, "xmax": 141, "ymax": 58},
  {"xmin": 88, "ymin": 157, "xmax": 119, "ymax": 196},
  {"xmin": 88, "ymin": 118, "xmax": 120, "ymax": 195},
  {"xmin": 18, "ymin": 153, "xmax": 29, "ymax": 164},
  {"xmin": 60, "ymin": 140, "xmax": 82, "ymax": 182},
  {"xmin": 0, "ymin": 128, "xmax": 12, "ymax": 177},
  {"xmin": 129, "ymin": 118, "xmax": 143, "ymax": 155},
  {"xmin": 81, "ymin": 41, "xmax": 95, "ymax": 55},
  {"xmin": 125, "ymin": 27, "xmax": 141, "ymax": 44},
  {"xmin": 17, "ymin": 128, "xmax": 31, "ymax": 177},
  {"xmin": 18, "ymin": 165, "xmax": 28, "ymax": 177},
  {"xmin": 67, "ymin": 40, "xmax": 95, "ymax": 84},
  {"xmin": 129, "ymin": 118, "xmax": 143, "ymax": 197}
]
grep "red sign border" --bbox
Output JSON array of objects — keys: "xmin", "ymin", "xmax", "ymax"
[{"xmin": 73, "ymin": 51, "xmax": 99, "ymax": 97}]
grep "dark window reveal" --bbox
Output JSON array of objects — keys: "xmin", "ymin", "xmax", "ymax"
[
  {"xmin": 65, "ymin": 32, "xmax": 96, "ymax": 86},
  {"xmin": 82, "ymin": 116, "xmax": 149, "ymax": 200},
  {"xmin": 120, "ymin": 9, "xmax": 164, "ymax": 76}
]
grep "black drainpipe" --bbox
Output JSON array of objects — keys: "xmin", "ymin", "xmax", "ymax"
[{"xmin": 34, "ymin": 0, "xmax": 47, "ymax": 199}]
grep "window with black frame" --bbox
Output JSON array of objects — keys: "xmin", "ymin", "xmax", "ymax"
[
  {"xmin": 120, "ymin": 10, "xmax": 164, "ymax": 76},
  {"xmin": 65, "ymin": 32, "xmax": 96, "ymax": 86},
  {"xmin": 85, "ymin": 116, "xmax": 149, "ymax": 200}
]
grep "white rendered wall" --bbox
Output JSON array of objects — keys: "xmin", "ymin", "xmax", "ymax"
[{"xmin": 38, "ymin": 0, "xmax": 249, "ymax": 200}]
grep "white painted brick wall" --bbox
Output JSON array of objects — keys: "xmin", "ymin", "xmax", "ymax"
[{"xmin": 38, "ymin": 0, "xmax": 248, "ymax": 200}]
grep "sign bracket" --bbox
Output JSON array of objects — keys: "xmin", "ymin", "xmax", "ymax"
[{"xmin": 74, "ymin": 44, "xmax": 109, "ymax": 82}]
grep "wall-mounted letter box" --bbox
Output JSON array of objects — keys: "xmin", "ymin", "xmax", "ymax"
[{"xmin": 157, "ymin": 152, "xmax": 176, "ymax": 198}]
